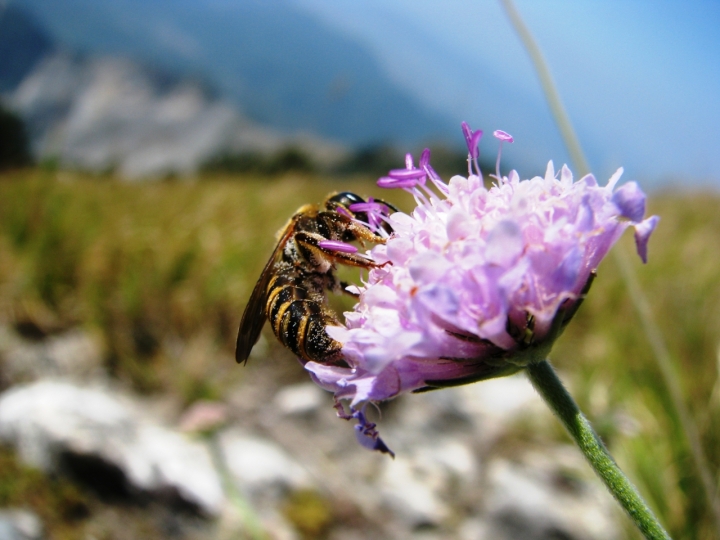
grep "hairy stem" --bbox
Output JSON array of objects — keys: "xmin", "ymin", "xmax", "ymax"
[{"xmin": 527, "ymin": 360, "xmax": 671, "ymax": 540}]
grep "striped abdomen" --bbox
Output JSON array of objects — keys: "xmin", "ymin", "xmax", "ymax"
[{"xmin": 266, "ymin": 273, "xmax": 344, "ymax": 365}]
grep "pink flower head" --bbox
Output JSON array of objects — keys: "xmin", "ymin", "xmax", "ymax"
[{"xmin": 305, "ymin": 124, "xmax": 659, "ymax": 454}]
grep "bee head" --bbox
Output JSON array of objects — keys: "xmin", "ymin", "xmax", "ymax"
[
  {"xmin": 327, "ymin": 192, "xmax": 367, "ymax": 220},
  {"xmin": 327, "ymin": 192, "xmax": 365, "ymax": 208},
  {"xmin": 326, "ymin": 191, "xmax": 397, "ymax": 234}
]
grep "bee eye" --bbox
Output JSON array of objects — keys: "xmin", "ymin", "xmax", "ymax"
[{"xmin": 328, "ymin": 192, "xmax": 365, "ymax": 208}]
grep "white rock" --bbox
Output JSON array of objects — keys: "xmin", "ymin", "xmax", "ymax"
[
  {"xmin": 217, "ymin": 428, "xmax": 312, "ymax": 495},
  {"xmin": 457, "ymin": 518, "xmax": 491, "ymax": 540},
  {"xmin": 455, "ymin": 373, "xmax": 550, "ymax": 445},
  {"xmin": 0, "ymin": 328, "xmax": 103, "ymax": 382},
  {"xmin": 376, "ymin": 437, "xmax": 478, "ymax": 528},
  {"xmin": 0, "ymin": 381, "xmax": 224, "ymax": 516},
  {"xmin": 483, "ymin": 453, "xmax": 621, "ymax": 540},
  {"xmin": 457, "ymin": 373, "xmax": 541, "ymax": 420},
  {"xmin": 273, "ymin": 382, "xmax": 326, "ymax": 416},
  {"xmin": 0, "ymin": 508, "xmax": 42, "ymax": 540},
  {"xmin": 378, "ymin": 454, "xmax": 449, "ymax": 526},
  {"xmin": 415, "ymin": 439, "xmax": 477, "ymax": 480}
]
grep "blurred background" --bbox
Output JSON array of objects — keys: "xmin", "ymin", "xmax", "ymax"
[{"xmin": 0, "ymin": 1, "xmax": 719, "ymax": 539}]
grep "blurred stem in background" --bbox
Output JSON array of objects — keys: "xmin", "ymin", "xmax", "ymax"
[
  {"xmin": 207, "ymin": 433, "xmax": 268, "ymax": 540},
  {"xmin": 498, "ymin": 0, "xmax": 590, "ymax": 178},
  {"xmin": 499, "ymin": 0, "xmax": 720, "ymax": 536}
]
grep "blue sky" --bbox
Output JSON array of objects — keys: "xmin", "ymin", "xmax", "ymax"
[
  {"xmin": 292, "ymin": 0, "xmax": 720, "ymax": 189},
  {"xmin": 11, "ymin": 0, "xmax": 720, "ymax": 188}
]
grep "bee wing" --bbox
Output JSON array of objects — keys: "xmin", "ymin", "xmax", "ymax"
[{"xmin": 235, "ymin": 218, "xmax": 297, "ymax": 364}]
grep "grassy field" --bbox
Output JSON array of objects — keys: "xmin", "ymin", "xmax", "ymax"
[{"xmin": 0, "ymin": 168, "xmax": 719, "ymax": 539}]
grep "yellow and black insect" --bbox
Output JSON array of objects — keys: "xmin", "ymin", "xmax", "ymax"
[{"xmin": 235, "ymin": 192, "xmax": 394, "ymax": 366}]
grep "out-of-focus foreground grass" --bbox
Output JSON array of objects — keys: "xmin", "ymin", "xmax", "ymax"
[{"xmin": 0, "ymin": 168, "xmax": 718, "ymax": 539}]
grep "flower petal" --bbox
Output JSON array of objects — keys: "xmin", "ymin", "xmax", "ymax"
[
  {"xmin": 612, "ymin": 181, "xmax": 646, "ymax": 222},
  {"xmin": 634, "ymin": 215, "xmax": 660, "ymax": 263}
]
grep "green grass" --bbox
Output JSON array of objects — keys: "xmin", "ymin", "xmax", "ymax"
[
  {"xmin": 0, "ymin": 168, "xmax": 718, "ymax": 539},
  {"xmin": 0, "ymin": 169, "xmax": 410, "ymax": 396}
]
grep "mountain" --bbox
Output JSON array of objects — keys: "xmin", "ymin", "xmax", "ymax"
[
  {"xmin": 4, "ymin": 50, "xmax": 346, "ymax": 178},
  {"xmin": 10, "ymin": 0, "xmax": 457, "ymax": 147},
  {"xmin": 0, "ymin": 5, "xmax": 347, "ymax": 178}
]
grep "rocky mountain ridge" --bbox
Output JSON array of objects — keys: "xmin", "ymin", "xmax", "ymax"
[
  {"xmin": 4, "ymin": 48, "xmax": 344, "ymax": 178},
  {"xmin": 0, "ymin": 2, "xmax": 458, "ymax": 179}
]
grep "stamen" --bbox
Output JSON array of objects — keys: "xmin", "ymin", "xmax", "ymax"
[
  {"xmin": 461, "ymin": 121, "xmax": 483, "ymax": 179},
  {"xmin": 379, "ymin": 149, "xmax": 448, "ymax": 214},
  {"xmin": 387, "ymin": 168, "xmax": 427, "ymax": 181},
  {"xmin": 349, "ymin": 198, "xmax": 390, "ymax": 232},
  {"xmin": 405, "ymin": 153, "xmax": 414, "ymax": 170},
  {"xmin": 424, "ymin": 162, "xmax": 450, "ymax": 195},
  {"xmin": 378, "ymin": 176, "xmax": 421, "ymax": 189},
  {"xmin": 494, "ymin": 129, "xmax": 514, "ymax": 180},
  {"xmin": 348, "ymin": 200, "xmax": 380, "ymax": 213},
  {"xmin": 375, "ymin": 215, "xmax": 393, "ymax": 238},
  {"xmin": 470, "ymin": 130, "xmax": 483, "ymax": 157},
  {"xmin": 412, "ymin": 186, "xmax": 433, "ymax": 210},
  {"xmin": 416, "ymin": 148, "xmax": 445, "ymax": 202},
  {"xmin": 318, "ymin": 240, "xmax": 358, "ymax": 253},
  {"xmin": 460, "ymin": 122, "xmax": 475, "ymax": 157},
  {"xmin": 419, "ymin": 148, "xmax": 431, "ymax": 169},
  {"xmin": 418, "ymin": 183, "xmax": 439, "ymax": 204}
]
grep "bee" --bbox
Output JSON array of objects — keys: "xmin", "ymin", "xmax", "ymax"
[{"xmin": 235, "ymin": 192, "xmax": 395, "ymax": 367}]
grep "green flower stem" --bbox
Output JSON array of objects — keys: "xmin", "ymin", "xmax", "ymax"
[{"xmin": 526, "ymin": 359, "xmax": 671, "ymax": 540}]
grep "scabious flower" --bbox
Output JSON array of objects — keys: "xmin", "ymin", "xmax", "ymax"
[{"xmin": 307, "ymin": 123, "xmax": 659, "ymax": 454}]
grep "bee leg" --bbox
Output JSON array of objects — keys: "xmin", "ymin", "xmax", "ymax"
[
  {"xmin": 295, "ymin": 232, "xmax": 377, "ymax": 269},
  {"xmin": 316, "ymin": 212, "xmax": 387, "ymax": 246},
  {"xmin": 343, "ymin": 220, "xmax": 387, "ymax": 245}
]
